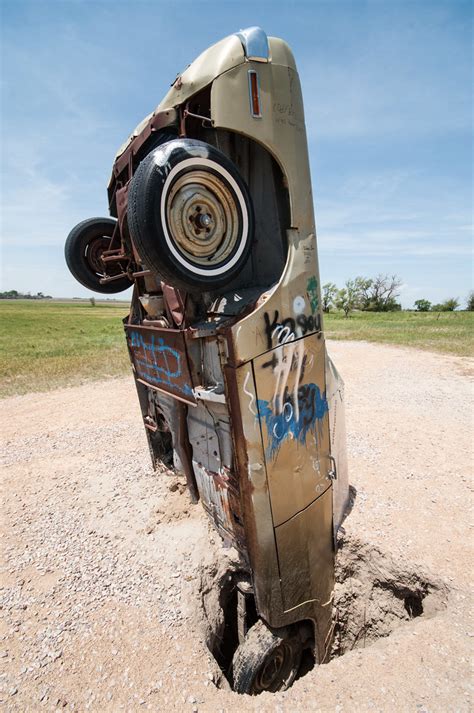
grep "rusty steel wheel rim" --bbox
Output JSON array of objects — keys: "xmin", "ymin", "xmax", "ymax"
[
  {"xmin": 166, "ymin": 169, "xmax": 240, "ymax": 266},
  {"xmin": 253, "ymin": 641, "xmax": 297, "ymax": 693},
  {"xmin": 85, "ymin": 236, "xmax": 110, "ymax": 275}
]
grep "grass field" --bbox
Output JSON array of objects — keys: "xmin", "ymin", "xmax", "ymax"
[
  {"xmin": 0, "ymin": 300, "xmax": 130, "ymax": 397},
  {"xmin": 0, "ymin": 300, "xmax": 472, "ymax": 397},
  {"xmin": 324, "ymin": 310, "xmax": 474, "ymax": 357}
]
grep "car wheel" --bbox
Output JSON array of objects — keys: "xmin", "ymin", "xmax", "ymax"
[
  {"xmin": 127, "ymin": 138, "xmax": 254, "ymax": 292},
  {"xmin": 231, "ymin": 620, "xmax": 302, "ymax": 694},
  {"xmin": 64, "ymin": 217, "xmax": 131, "ymax": 294}
]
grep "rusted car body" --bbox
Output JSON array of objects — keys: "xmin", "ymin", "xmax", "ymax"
[{"xmin": 65, "ymin": 27, "xmax": 349, "ymax": 693}]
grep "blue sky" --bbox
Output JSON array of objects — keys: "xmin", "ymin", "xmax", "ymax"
[{"xmin": 1, "ymin": 0, "xmax": 472, "ymax": 306}]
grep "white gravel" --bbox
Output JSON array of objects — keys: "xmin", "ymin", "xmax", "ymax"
[{"xmin": 0, "ymin": 340, "xmax": 472, "ymax": 711}]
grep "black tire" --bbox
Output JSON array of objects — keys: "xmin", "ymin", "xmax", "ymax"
[
  {"xmin": 64, "ymin": 217, "xmax": 131, "ymax": 294},
  {"xmin": 232, "ymin": 620, "xmax": 302, "ymax": 695},
  {"xmin": 127, "ymin": 138, "xmax": 254, "ymax": 292}
]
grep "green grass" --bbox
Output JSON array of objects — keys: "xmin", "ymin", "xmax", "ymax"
[
  {"xmin": 1, "ymin": 301, "xmax": 472, "ymax": 398},
  {"xmin": 324, "ymin": 310, "xmax": 474, "ymax": 357},
  {"xmin": 0, "ymin": 300, "xmax": 130, "ymax": 397}
]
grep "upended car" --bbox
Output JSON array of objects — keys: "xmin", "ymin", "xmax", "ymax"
[{"xmin": 65, "ymin": 26, "xmax": 349, "ymax": 695}]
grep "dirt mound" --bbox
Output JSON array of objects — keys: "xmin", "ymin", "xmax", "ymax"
[{"xmin": 143, "ymin": 473, "xmax": 192, "ymax": 533}]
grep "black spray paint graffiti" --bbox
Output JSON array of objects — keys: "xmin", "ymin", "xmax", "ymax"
[
  {"xmin": 262, "ymin": 345, "xmax": 309, "ymax": 378},
  {"xmin": 263, "ymin": 310, "xmax": 321, "ymax": 351}
]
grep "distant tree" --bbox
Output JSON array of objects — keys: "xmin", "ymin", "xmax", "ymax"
[
  {"xmin": 466, "ymin": 291, "xmax": 474, "ymax": 311},
  {"xmin": 442, "ymin": 298, "xmax": 459, "ymax": 312},
  {"xmin": 336, "ymin": 279, "xmax": 361, "ymax": 318},
  {"xmin": 414, "ymin": 299, "xmax": 432, "ymax": 312},
  {"xmin": 353, "ymin": 276, "xmax": 373, "ymax": 310},
  {"xmin": 431, "ymin": 298, "xmax": 459, "ymax": 312},
  {"xmin": 89, "ymin": 297, "xmax": 96, "ymax": 307},
  {"xmin": 367, "ymin": 274, "xmax": 402, "ymax": 311},
  {"xmin": 322, "ymin": 282, "xmax": 338, "ymax": 313},
  {"xmin": 349, "ymin": 274, "xmax": 402, "ymax": 311}
]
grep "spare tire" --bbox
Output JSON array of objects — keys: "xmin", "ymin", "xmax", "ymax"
[
  {"xmin": 65, "ymin": 217, "xmax": 131, "ymax": 294},
  {"xmin": 127, "ymin": 139, "xmax": 254, "ymax": 292}
]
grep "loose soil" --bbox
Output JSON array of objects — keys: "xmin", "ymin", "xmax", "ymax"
[{"xmin": 1, "ymin": 341, "xmax": 472, "ymax": 711}]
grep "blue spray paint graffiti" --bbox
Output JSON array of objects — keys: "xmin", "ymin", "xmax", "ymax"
[
  {"xmin": 129, "ymin": 330, "xmax": 193, "ymax": 398},
  {"xmin": 257, "ymin": 382, "xmax": 328, "ymax": 460}
]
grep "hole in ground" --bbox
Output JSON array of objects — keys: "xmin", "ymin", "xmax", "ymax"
[
  {"xmin": 331, "ymin": 534, "xmax": 448, "ymax": 656},
  {"xmin": 199, "ymin": 534, "xmax": 448, "ymax": 692}
]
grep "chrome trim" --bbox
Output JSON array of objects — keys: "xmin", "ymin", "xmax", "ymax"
[
  {"xmin": 247, "ymin": 70, "xmax": 262, "ymax": 119},
  {"xmin": 236, "ymin": 26, "xmax": 270, "ymax": 62}
]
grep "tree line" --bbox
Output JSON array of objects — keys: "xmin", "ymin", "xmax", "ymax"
[
  {"xmin": 322, "ymin": 276, "xmax": 474, "ymax": 317},
  {"xmin": 0, "ymin": 290, "xmax": 52, "ymax": 300},
  {"xmin": 1, "ymin": 284, "xmax": 472, "ymax": 313}
]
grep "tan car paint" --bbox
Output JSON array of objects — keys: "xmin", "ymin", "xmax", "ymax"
[{"xmin": 108, "ymin": 28, "xmax": 348, "ymax": 667}]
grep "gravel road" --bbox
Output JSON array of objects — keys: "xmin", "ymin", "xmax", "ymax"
[{"xmin": 1, "ymin": 341, "xmax": 472, "ymax": 712}]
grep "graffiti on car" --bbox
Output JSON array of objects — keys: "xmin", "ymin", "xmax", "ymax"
[
  {"xmin": 128, "ymin": 329, "xmax": 194, "ymax": 398},
  {"xmin": 306, "ymin": 276, "xmax": 319, "ymax": 314},
  {"xmin": 263, "ymin": 309, "xmax": 321, "ymax": 351},
  {"xmin": 256, "ymin": 382, "xmax": 328, "ymax": 460}
]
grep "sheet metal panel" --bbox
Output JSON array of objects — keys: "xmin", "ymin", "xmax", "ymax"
[
  {"xmin": 275, "ymin": 487, "xmax": 334, "ymax": 613},
  {"xmin": 253, "ymin": 333, "xmax": 332, "ymax": 526},
  {"xmin": 326, "ymin": 354, "xmax": 350, "ymax": 538},
  {"xmin": 124, "ymin": 324, "xmax": 196, "ymax": 405}
]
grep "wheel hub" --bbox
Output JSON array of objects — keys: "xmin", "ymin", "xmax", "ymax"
[
  {"xmin": 86, "ymin": 237, "xmax": 109, "ymax": 275},
  {"xmin": 166, "ymin": 169, "xmax": 240, "ymax": 265},
  {"xmin": 252, "ymin": 641, "xmax": 297, "ymax": 693},
  {"xmin": 193, "ymin": 210, "xmax": 213, "ymax": 230},
  {"xmin": 258, "ymin": 646, "xmax": 286, "ymax": 689}
]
